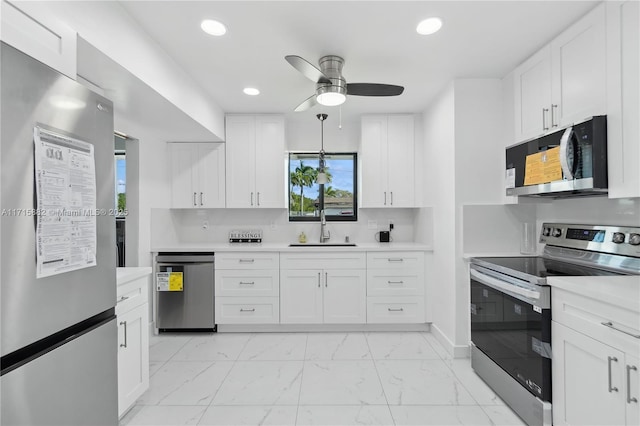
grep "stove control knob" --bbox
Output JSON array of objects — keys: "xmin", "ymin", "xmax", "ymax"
[
  {"xmin": 543, "ymin": 227, "xmax": 551, "ymax": 237},
  {"xmin": 629, "ymin": 233, "xmax": 640, "ymax": 246},
  {"xmin": 612, "ymin": 232, "xmax": 626, "ymax": 244},
  {"xmin": 552, "ymin": 228, "xmax": 562, "ymax": 238}
]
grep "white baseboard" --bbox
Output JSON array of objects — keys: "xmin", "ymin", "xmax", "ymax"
[{"xmin": 431, "ymin": 324, "xmax": 470, "ymax": 358}]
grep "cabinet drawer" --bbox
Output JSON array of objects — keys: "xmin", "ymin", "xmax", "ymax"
[
  {"xmin": 216, "ymin": 252, "xmax": 279, "ymax": 270},
  {"xmin": 116, "ymin": 276, "xmax": 149, "ymax": 316},
  {"xmin": 215, "ymin": 297, "xmax": 279, "ymax": 324},
  {"xmin": 280, "ymin": 252, "xmax": 366, "ymax": 270},
  {"xmin": 367, "ymin": 252, "xmax": 425, "ymax": 270},
  {"xmin": 367, "ymin": 272, "xmax": 424, "ymax": 296},
  {"xmin": 553, "ymin": 288, "xmax": 640, "ymax": 356},
  {"xmin": 215, "ymin": 270, "xmax": 279, "ymax": 297},
  {"xmin": 367, "ymin": 296, "xmax": 425, "ymax": 324}
]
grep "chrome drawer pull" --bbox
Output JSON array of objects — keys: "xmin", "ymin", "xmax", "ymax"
[
  {"xmin": 117, "ymin": 296, "xmax": 129, "ymax": 303},
  {"xmin": 388, "ymin": 308, "xmax": 404, "ymax": 312},
  {"xmin": 240, "ymin": 308, "xmax": 255, "ymax": 312},
  {"xmin": 387, "ymin": 280, "xmax": 404, "ymax": 285},
  {"xmin": 239, "ymin": 281, "xmax": 255, "ymax": 285},
  {"xmin": 387, "ymin": 258, "xmax": 403, "ymax": 262},
  {"xmin": 608, "ymin": 356, "xmax": 619, "ymax": 393},
  {"xmin": 628, "ymin": 365, "xmax": 638, "ymax": 404},
  {"xmin": 239, "ymin": 259, "xmax": 255, "ymax": 263},
  {"xmin": 601, "ymin": 321, "xmax": 640, "ymax": 339},
  {"xmin": 119, "ymin": 321, "xmax": 127, "ymax": 348}
]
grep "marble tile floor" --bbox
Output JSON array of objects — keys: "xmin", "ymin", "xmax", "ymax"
[{"xmin": 120, "ymin": 331, "xmax": 526, "ymax": 426}]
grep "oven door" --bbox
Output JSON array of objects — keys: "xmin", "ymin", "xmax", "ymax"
[{"xmin": 470, "ymin": 266, "xmax": 552, "ymax": 402}]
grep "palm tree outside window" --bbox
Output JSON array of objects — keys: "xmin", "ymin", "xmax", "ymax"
[{"xmin": 288, "ymin": 152, "xmax": 357, "ymax": 222}]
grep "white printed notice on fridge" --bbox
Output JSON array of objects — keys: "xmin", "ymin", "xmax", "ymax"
[{"xmin": 34, "ymin": 126, "xmax": 97, "ymax": 278}]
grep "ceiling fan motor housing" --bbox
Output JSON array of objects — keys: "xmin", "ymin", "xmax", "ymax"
[{"xmin": 316, "ymin": 55, "xmax": 347, "ymax": 97}]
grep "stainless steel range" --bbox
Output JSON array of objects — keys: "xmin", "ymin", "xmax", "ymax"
[{"xmin": 470, "ymin": 223, "xmax": 640, "ymax": 426}]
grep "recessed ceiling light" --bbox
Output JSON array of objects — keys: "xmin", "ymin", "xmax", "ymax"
[
  {"xmin": 201, "ymin": 19, "xmax": 227, "ymax": 36},
  {"xmin": 243, "ymin": 87, "xmax": 260, "ymax": 96},
  {"xmin": 416, "ymin": 17, "xmax": 443, "ymax": 35}
]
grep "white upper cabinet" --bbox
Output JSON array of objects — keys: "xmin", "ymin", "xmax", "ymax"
[
  {"xmin": 513, "ymin": 4, "xmax": 606, "ymax": 143},
  {"xmin": 607, "ymin": 1, "xmax": 640, "ymax": 199},
  {"xmin": 360, "ymin": 115, "xmax": 415, "ymax": 208},
  {"xmin": 1, "ymin": 0, "xmax": 77, "ymax": 78},
  {"xmin": 169, "ymin": 142, "xmax": 225, "ymax": 208},
  {"xmin": 225, "ymin": 115, "xmax": 286, "ymax": 208}
]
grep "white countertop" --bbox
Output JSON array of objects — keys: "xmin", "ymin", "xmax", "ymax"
[
  {"xmin": 116, "ymin": 267, "xmax": 152, "ymax": 286},
  {"xmin": 151, "ymin": 242, "xmax": 432, "ymax": 253},
  {"xmin": 548, "ymin": 275, "xmax": 640, "ymax": 313}
]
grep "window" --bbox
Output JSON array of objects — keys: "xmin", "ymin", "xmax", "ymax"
[{"xmin": 289, "ymin": 152, "xmax": 357, "ymax": 221}]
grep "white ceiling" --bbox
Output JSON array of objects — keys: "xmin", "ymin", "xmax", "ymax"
[{"xmin": 118, "ymin": 0, "xmax": 598, "ymax": 124}]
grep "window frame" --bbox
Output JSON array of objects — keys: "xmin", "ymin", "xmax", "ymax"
[{"xmin": 288, "ymin": 151, "xmax": 358, "ymax": 222}]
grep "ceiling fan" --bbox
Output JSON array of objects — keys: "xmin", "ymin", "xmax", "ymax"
[{"xmin": 285, "ymin": 55, "xmax": 404, "ymax": 112}]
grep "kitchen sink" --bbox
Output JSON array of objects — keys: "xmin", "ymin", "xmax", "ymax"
[{"xmin": 288, "ymin": 243, "xmax": 357, "ymax": 247}]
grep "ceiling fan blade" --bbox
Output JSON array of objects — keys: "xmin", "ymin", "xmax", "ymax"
[
  {"xmin": 294, "ymin": 94, "xmax": 318, "ymax": 112},
  {"xmin": 285, "ymin": 55, "xmax": 331, "ymax": 84},
  {"xmin": 346, "ymin": 83, "xmax": 404, "ymax": 96}
]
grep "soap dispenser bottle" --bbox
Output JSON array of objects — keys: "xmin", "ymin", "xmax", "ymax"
[{"xmin": 298, "ymin": 231, "xmax": 307, "ymax": 243}]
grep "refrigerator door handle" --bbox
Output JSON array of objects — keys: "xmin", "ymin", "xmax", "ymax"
[{"xmin": 119, "ymin": 321, "xmax": 127, "ymax": 348}]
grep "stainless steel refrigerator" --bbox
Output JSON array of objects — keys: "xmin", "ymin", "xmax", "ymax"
[{"xmin": 0, "ymin": 43, "xmax": 118, "ymax": 425}]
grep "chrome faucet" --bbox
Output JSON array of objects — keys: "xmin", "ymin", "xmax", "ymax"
[{"xmin": 320, "ymin": 209, "xmax": 331, "ymax": 243}]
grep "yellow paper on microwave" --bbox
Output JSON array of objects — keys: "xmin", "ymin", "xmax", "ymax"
[
  {"xmin": 524, "ymin": 147, "xmax": 562, "ymax": 185},
  {"xmin": 169, "ymin": 272, "xmax": 183, "ymax": 291}
]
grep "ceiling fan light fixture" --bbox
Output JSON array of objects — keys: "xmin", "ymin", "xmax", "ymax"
[
  {"xmin": 316, "ymin": 85, "xmax": 347, "ymax": 107},
  {"xmin": 201, "ymin": 19, "xmax": 227, "ymax": 36},
  {"xmin": 416, "ymin": 17, "xmax": 443, "ymax": 35}
]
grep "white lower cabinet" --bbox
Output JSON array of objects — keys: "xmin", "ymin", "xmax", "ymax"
[
  {"xmin": 280, "ymin": 253, "xmax": 366, "ymax": 324},
  {"xmin": 552, "ymin": 287, "xmax": 640, "ymax": 426},
  {"xmin": 215, "ymin": 252, "xmax": 280, "ymax": 324},
  {"xmin": 116, "ymin": 275, "xmax": 149, "ymax": 418},
  {"xmin": 366, "ymin": 251, "xmax": 425, "ymax": 324}
]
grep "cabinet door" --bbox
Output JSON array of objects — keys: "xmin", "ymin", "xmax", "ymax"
[
  {"xmin": 323, "ymin": 269, "xmax": 366, "ymax": 324},
  {"xmin": 514, "ymin": 46, "xmax": 552, "ymax": 142},
  {"xmin": 254, "ymin": 115, "xmax": 286, "ymax": 208},
  {"xmin": 607, "ymin": 0, "xmax": 640, "ymax": 199},
  {"xmin": 225, "ymin": 115, "xmax": 256, "ymax": 208},
  {"xmin": 197, "ymin": 143, "xmax": 225, "ymax": 208},
  {"xmin": 117, "ymin": 303, "xmax": 149, "ymax": 418},
  {"xmin": 627, "ymin": 354, "xmax": 640, "ymax": 426},
  {"xmin": 551, "ymin": 3, "xmax": 606, "ymax": 127},
  {"xmin": 280, "ymin": 269, "xmax": 322, "ymax": 324},
  {"xmin": 552, "ymin": 321, "xmax": 626, "ymax": 426},
  {"xmin": 360, "ymin": 116, "xmax": 388, "ymax": 207},
  {"xmin": 386, "ymin": 115, "xmax": 415, "ymax": 207},
  {"xmin": 170, "ymin": 143, "xmax": 198, "ymax": 208}
]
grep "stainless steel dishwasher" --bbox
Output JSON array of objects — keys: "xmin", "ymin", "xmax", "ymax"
[{"xmin": 155, "ymin": 252, "xmax": 215, "ymax": 331}]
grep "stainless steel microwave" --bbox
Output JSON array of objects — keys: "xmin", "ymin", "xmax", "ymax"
[{"xmin": 506, "ymin": 116, "xmax": 607, "ymax": 198}]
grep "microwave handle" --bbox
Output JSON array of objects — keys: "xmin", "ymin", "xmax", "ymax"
[
  {"xmin": 559, "ymin": 127, "xmax": 576, "ymax": 180},
  {"xmin": 470, "ymin": 269, "xmax": 540, "ymax": 300}
]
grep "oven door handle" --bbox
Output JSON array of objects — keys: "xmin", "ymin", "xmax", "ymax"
[{"xmin": 470, "ymin": 269, "xmax": 540, "ymax": 300}]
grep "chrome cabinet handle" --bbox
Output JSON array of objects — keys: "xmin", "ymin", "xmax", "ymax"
[
  {"xmin": 608, "ymin": 356, "xmax": 619, "ymax": 393},
  {"xmin": 325, "ymin": 272, "xmax": 328, "ymax": 287},
  {"xmin": 542, "ymin": 108, "xmax": 549, "ymax": 131},
  {"xmin": 251, "ymin": 192, "xmax": 254, "ymax": 206},
  {"xmin": 317, "ymin": 272, "xmax": 321, "ymax": 288},
  {"xmin": 200, "ymin": 192, "xmax": 203, "ymax": 206},
  {"xmin": 551, "ymin": 104, "xmax": 558, "ymax": 127},
  {"xmin": 240, "ymin": 308, "xmax": 255, "ymax": 312},
  {"xmin": 627, "ymin": 365, "xmax": 638, "ymax": 404},
  {"xmin": 601, "ymin": 321, "xmax": 640, "ymax": 339},
  {"xmin": 257, "ymin": 192, "xmax": 260, "ymax": 206},
  {"xmin": 193, "ymin": 192, "xmax": 197, "ymax": 206},
  {"xmin": 384, "ymin": 192, "xmax": 387, "ymax": 206},
  {"xmin": 239, "ymin": 281, "xmax": 255, "ymax": 285},
  {"xmin": 120, "ymin": 321, "xmax": 127, "ymax": 348},
  {"xmin": 388, "ymin": 308, "xmax": 404, "ymax": 312},
  {"xmin": 390, "ymin": 191, "xmax": 393, "ymax": 205},
  {"xmin": 388, "ymin": 258, "xmax": 404, "ymax": 262},
  {"xmin": 239, "ymin": 259, "xmax": 255, "ymax": 263},
  {"xmin": 387, "ymin": 280, "xmax": 404, "ymax": 285},
  {"xmin": 117, "ymin": 296, "xmax": 129, "ymax": 304}
]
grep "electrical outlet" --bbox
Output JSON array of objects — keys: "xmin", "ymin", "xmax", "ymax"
[
  {"xmin": 367, "ymin": 220, "xmax": 378, "ymax": 230},
  {"xmin": 270, "ymin": 221, "xmax": 277, "ymax": 230}
]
